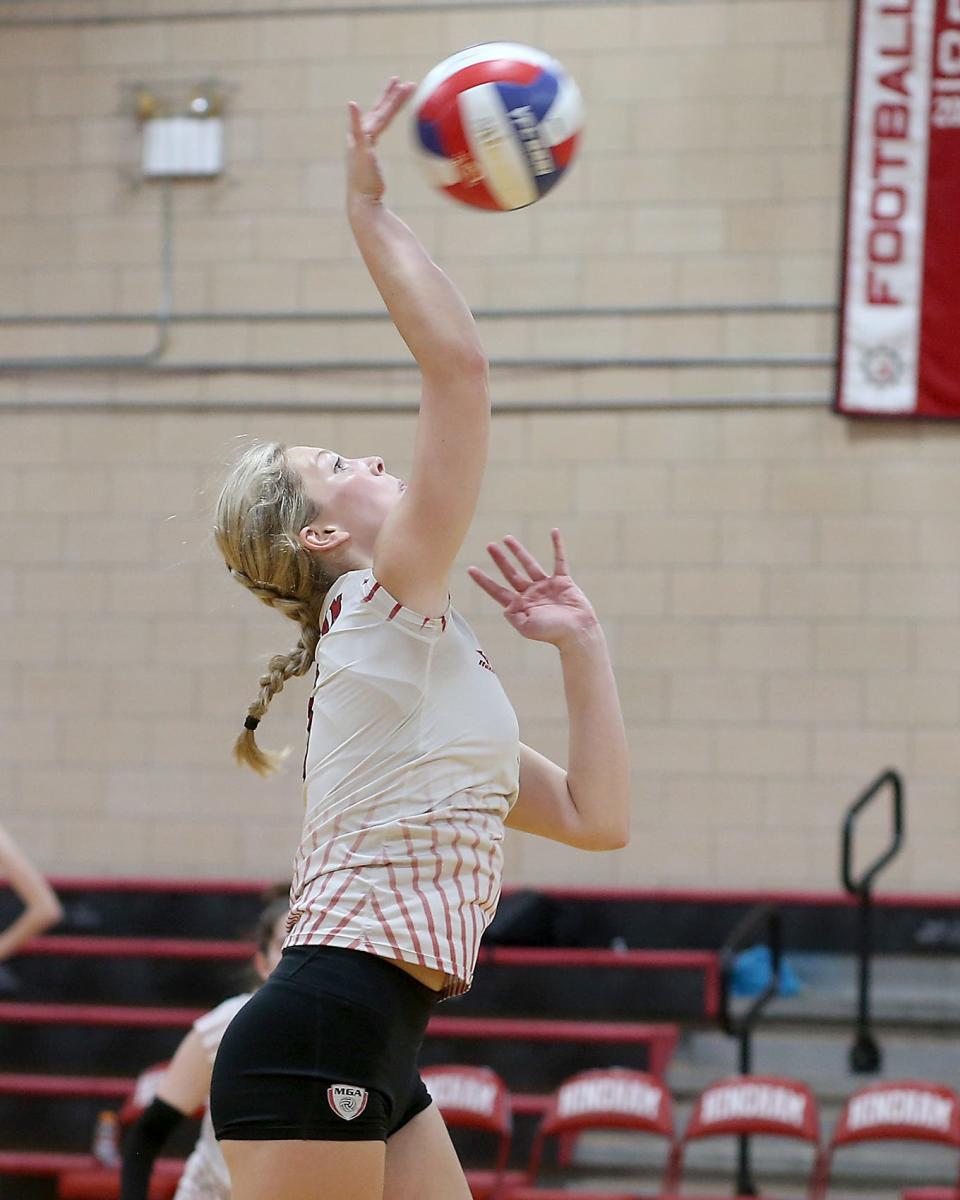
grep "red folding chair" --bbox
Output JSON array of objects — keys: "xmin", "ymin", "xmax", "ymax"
[
  {"xmin": 422, "ymin": 1065, "xmax": 514, "ymax": 1200},
  {"xmin": 505, "ymin": 1067, "xmax": 675, "ymax": 1199},
  {"xmin": 58, "ymin": 1062, "xmax": 187, "ymax": 1200},
  {"xmin": 812, "ymin": 1081, "xmax": 960, "ymax": 1200},
  {"xmin": 667, "ymin": 1074, "xmax": 820, "ymax": 1198}
]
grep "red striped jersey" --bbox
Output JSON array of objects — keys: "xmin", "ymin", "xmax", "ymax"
[{"xmin": 285, "ymin": 570, "xmax": 520, "ymax": 998}]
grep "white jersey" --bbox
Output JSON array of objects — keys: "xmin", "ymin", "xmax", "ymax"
[
  {"xmin": 285, "ymin": 570, "xmax": 520, "ymax": 998},
  {"xmin": 174, "ymin": 993, "xmax": 251, "ymax": 1200}
]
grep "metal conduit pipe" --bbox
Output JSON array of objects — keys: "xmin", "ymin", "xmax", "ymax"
[
  {"xmin": 0, "ymin": 180, "xmax": 175, "ymax": 373},
  {"xmin": 0, "ymin": 354, "xmax": 834, "ymax": 375},
  {"xmin": 2, "ymin": 0, "xmax": 724, "ymax": 31},
  {"xmin": 0, "ymin": 302, "xmax": 837, "ymax": 327},
  {"xmin": 0, "ymin": 393, "xmax": 831, "ymax": 415}
]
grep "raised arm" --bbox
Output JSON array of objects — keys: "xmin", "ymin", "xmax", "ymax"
[
  {"xmin": 469, "ymin": 532, "xmax": 630, "ymax": 851},
  {"xmin": 0, "ymin": 822, "xmax": 62, "ymax": 962},
  {"xmin": 347, "ymin": 80, "xmax": 489, "ymax": 616}
]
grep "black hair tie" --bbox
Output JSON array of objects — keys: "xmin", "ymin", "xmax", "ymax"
[{"xmin": 244, "ymin": 715, "xmax": 260, "ymax": 731}]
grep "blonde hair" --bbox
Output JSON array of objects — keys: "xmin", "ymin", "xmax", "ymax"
[{"xmin": 214, "ymin": 441, "xmax": 336, "ymax": 776}]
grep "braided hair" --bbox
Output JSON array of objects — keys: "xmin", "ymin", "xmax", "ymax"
[{"xmin": 214, "ymin": 441, "xmax": 337, "ymax": 776}]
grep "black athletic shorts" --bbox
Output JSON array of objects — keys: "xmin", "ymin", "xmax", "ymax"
[{"xmin": 210, "ymin": 944, "xmax": 438, "ymax": 1142}]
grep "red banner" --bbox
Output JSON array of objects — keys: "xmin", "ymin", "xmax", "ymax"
[{"xmin": 836, "ymin": 0, "xmax": 960, "ymax": 417}]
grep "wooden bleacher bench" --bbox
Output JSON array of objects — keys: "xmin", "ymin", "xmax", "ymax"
[
  {"xmin": 475, "ymin": 946, "xmax": 721, "ymax": 1018},
  {"xmin": 0, "ymin": 1004, "xmax": 678, "ymax": 1074},
  {"xmin": 430, "ymin": 1015, "xmax": 678, "ymax": 1078},
  {"xmin": 0, "ymin": 1002, "xmax": 204, "ymax": 1028},
  {"xmin": 0, "ymin": 1073, "xmax": 132, "ymax": 1100},
  {"xmin": 0, "ymin": 1152, "xmax": 95, "ymax": 1177},
  {"xmin": 19, "ymin": 936, "xmax": 721, "ymax": 1020}
]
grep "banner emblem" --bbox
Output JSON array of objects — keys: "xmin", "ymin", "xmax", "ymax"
[{"xmin": 862, "ymin": 344, "xmax": 905, "ymax": 386}]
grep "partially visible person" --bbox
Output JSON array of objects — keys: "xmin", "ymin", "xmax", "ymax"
[
  {"xmin": 120, "ymin": 894, "xmax": 288, "ymax": 1200},
  {"xmin": 0, "ymin": 821, "xmax": 63, "ymax": 962}
]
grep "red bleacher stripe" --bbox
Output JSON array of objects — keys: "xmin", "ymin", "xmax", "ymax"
[
  {"xmin": 19, "ymin": 938, "xmax": 718, "ymax": 1016},
  {"xmin": 504, "ymin": 885, "xmax": 960, "ymax": 909},
  {"xmin": 508, "ymin": 1192, "xmax": 651, "ymax": 1200},
  {"xmin": 477, "ymin": 946, "xmax": 720, "ymax": 1021},
  {"xmin": 23, "ymin": 936, "xmax": 253, "ymax": 960},
  {"xmin": 0, "ymin": 1072, "xmax": 550, "ymax": 1121},
  {"xmin": 0, "ymin": 1002, "xmax": 203, "ymax": 1028},
  {"xmin": 0, "ymin": 1070, "xmax": 553, "ymax": 1115},
  {"xmin": 43, "ymin": 877, "xmax": 273, "ymax": 894},
  {"xmin": 0, "ymin": 1152, "xmax": 186, "ymax": 1179},
  {"xmin": 19, "ymin": 939, "xmax": 718, "ymax": 1013},
  {"xmin": 477, "ymin": 946, "xmax": 717, "ymax": 969},
  {"xmin": 0, "ymin": 1002, "xmax": 676, "ymax": 1051},
  {"xmin": 428, "ymin": 1015, "xmax": 677, "ymax": 1044},
  {"xmin": 430, "ymin": 1016, "xmax": 677, "ymax": 1077},
  {"xmin": 27, "ymin": 939, "xmax": 715, "ymax": 968},
  {"xmin": 0, "ymin": 1147, "xmax": 96, "ymax": 1176},
  {"xmin": 0, "ymin": 1153, "xmax": 97, "ymax": 1177},
  {"xmin": 0, "ymin": 1074, "xmax": 132, "ymax": 1099}
]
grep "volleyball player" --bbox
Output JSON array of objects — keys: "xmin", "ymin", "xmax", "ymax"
[
  {"xmin": 209, "ymin": 78, "xmax": 630, "ymax": 1200},
  {"xmin": 120, "ymin": 896, "xmax": 287, "ymax": 1200},
  {"xmin": 0, "ymin": 821, "xmax": 62, "ymax": 964}
]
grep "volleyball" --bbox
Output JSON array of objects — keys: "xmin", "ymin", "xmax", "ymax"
[{"xmin": 412, "ymin": 42, "xmax": 584, "ymax": 212}]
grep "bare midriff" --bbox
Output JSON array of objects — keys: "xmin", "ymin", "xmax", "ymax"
[{"xmin": 388, "ymin": 956, "xmax": 446, "ymax": 992}]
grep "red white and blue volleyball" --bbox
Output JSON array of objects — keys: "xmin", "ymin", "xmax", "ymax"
[{"xmin": 412, "ymin": 43, "xmax": 584, "ymax": 212}]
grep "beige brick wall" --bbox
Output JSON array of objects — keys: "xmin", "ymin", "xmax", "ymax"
[{"xmin": 1, "ymin": 0, "xmax": 957, "ymax": 892}]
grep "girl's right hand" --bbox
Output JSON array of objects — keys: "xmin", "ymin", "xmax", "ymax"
[{"xmin": 346, "ymin": 77, "xmax": 416, "ymax": 202}]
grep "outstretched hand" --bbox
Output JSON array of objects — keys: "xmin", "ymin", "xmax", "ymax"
[
  {"xmin": 468, "ymin": 530, "xmax": 598, "ymax": 648},
  {"xmin": 347, "ymin": 76, "xmax": 416, "ymax": 201}
]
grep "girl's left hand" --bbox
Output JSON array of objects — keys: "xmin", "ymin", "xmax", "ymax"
[{"xmin": 468, "ymin": 529, "xmax": 599, "ymax": 648}]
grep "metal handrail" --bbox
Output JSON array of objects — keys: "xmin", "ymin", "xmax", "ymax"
[
  {"xmin": 719, "ymin": 904, "xmax": 783, "ymax": 1054},
  {"xmin": 841, "ymin": 769, "xmax": 905, "ymax": 1073},
  {"xmin": 719, "ymin": 903, "xmax": 783, "ymax": 1198},
  {"xmin": 842, "ymin": 769, "xmax": 904, "ymax": 895}
]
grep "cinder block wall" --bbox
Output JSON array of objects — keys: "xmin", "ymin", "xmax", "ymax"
[{"xmin": 1, "ymin": 0, "xmax": 957, "ymax": 889}]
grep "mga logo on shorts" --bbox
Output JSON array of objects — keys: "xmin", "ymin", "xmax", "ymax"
[{"xmin": 327, "ymin": 1084, "xmax": 369, "ymax": 1121}]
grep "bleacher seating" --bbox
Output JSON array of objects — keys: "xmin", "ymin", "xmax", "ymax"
[
  {"xmin": 420, "ymin": 1065, "xmax": 517, "ymax": 1200},
  {"xmin": 508, "ymin": 1067, "xmax": 676, "ymax": 1199},
  {"xmin": 55, "ymin": 1060, "xmax": 199, "ymax": 1200},
  {"xmin": 57, "ymin": 1162, "xmax": 183, "ymax": 1200},
  {"xmin": 10, "ymin": 936, "xmax": 720, "ymax": 1020},
  {"xmin": 0, "ymin": 880, "xmax": 684, "ymax": 1198},
  {"xmin": 666, "ymin": 1074, "xmax": 820, "ymax": 1199},
  {"xmin": 812, "ymin": 1082, "xmax": 960, "ymax": 1200},
  {"xmin": 4, "ymin": 880, "xmax": 960, "ymax": 1199}
]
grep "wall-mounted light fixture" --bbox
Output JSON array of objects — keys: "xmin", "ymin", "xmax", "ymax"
[{"xmin": 133, "ymin": 80, "xmax": 227, "ymax": 179}]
